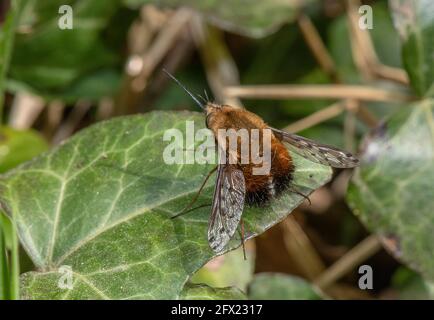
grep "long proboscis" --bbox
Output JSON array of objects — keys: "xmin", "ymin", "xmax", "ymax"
[{"xmin": 162, "ymin": 69, "xmax": 205, "ymax": 110}]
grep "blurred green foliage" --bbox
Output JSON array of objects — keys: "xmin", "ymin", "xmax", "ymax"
[
  {"xmin": 8, "ymin": 0, "xmax": 134, "ymax": 101},
  {"xmin": 0, "ymin": 127, "xmax": 48, "ymax": 173}
]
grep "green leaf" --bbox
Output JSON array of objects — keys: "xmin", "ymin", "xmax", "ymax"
[
  {"xmin": 124, "ymin": 0, "xmax": 307, "ymax": 38},
  {"xmin": 347, "ymin": 99, "xmax": 434, "ymax": 281},
  {"xmin": 9, "ymin": 0, "xmax": 124, "ymax": 100},
  {"xmin": 389, "ymin": 0, "xmax": 434, "ymax": 97},
  {"xmin": 248, "ymin": 273, "xmax": 325, "ymax": 300},
  {"xmin": 190, "ymin": 246, "xmax": 254, "ymax": 291},
  {"xmin": 0, "ymin": 127, "xmax": 48, "ymax": 173},
  {"xmin": 0, "ymin": 111, "xmax": 331, "ymax": 299},
  {"xmin": 391, "ymin": 267, "xmax": 433, "ymax": 299},
  {"xmin": 6, "ymin": 69, "xmax": 121, "ymax": 104},
  {"xmin": 180, "ymin": 283, "xmax": 246, "ymax": 300}
]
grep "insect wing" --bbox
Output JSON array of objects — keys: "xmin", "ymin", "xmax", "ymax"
[
  {"xmin": 271, "ymin": 127, "xmax": 359, "ymax": 168},
  {"xmin": 208, "ymin": 165, "xmax": 246, "ymax": 253}
]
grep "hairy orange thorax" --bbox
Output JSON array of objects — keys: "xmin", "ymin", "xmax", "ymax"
[{"xmin": 205, "ymin": 103, "xmax": 294, "ymax": 204}]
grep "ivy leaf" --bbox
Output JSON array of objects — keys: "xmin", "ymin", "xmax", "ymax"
[
  {"xmin": 124, "ymin": 0, "xmax": 308, "ymax": 38},
  {"xmin": 347, "ymin": 99, "xmax": 434, "ymax": 281},
  {"xmin": 0, "ymin": 111, "xmax": 331, "ymax": 299},
  {"xmin": 389, "ymin": 0, "xmax": 434, "ymax": 97},
  {"xmin": 248, "ymin": 273, "xmax": 325, "ymax": 300},
  {"xmin": 180, "ymin": 283, "xmax": 246, "ymax": 300},
  {"xmin": 0, "ymin": 127, "xmax": 48, "ymax": 173}
]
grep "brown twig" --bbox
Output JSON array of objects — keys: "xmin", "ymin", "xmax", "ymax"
[
  {"xmin": 346, "ymin": 0, "xmax": 376, "ymax": 80},
  {"xmin": 281, "ymin": 216, "xmax": 374, "ymax": 299},
  {"xmin": 330, "ymin": 170, "xmax": 353, "ymax": 199},
  {"xmin": 52, "ymin": 101, "xmax": 91, "ymax": 145},
  {"xmin": 297, "ymin": 12, "xmax": 380, "ymax": 130},
  {"xmin": 346, "ymin": 0, "xmax": 409, "ymax": 85},
  {"xmin": 116, "ymin": 8, "xmax": 192, "ymax": 115},
  {"xmin": 281, "ymin": 215, "xmax": 326, "ymax": 280},
  {"xmin": 297, "ymin": 14, "xmax": 341, "ymax": 83},
  {"xmin": 44, "ymin": 100, "xmax": 65, "ymax": 139},
  {"xmin": 283, "ymin": 101, "xmax": 345, "ymax": 133},
  {"xmin": 372, "ymin": 64, "xmax": 409, "ymax": 85},
  {"xmin": 8, "ymin": 93, "xmax": 44, "ymax": 129},
  {"xmin": 354, "ymin": 103, "xmax": 380, "ymax": 128},
  {"xmin": 132, "ymin": 9, "xmax": 193, "ymax": 91},
  {"xmin": 344, "ymin": 104, "xmax": 357, "ymax": 152},
  {"xmin": 314, "ymin": 235, "xmax": 383, "ymax": 289},
  {"xmin": 225, "ymin": 84, "xmax": 415, "ymax": 102},
  {"xmin": 96, "ymin": 97, "xmax": 114, "ymax": 121},
  {"xmin": 139, "ymin": 30, "xmax": 195, "ymax": 111}
]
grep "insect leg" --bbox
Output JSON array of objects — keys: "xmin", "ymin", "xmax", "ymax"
[
  {"xmin": 239, "ymin": 218, "xmax": 247, "ymax": 260},
  {"xmin": 171, "ymin": 203, "xmax": 212, "ymax": 219},
  {"xmin": 171, "ymin": 166, "xmax": 218, "ymax": 219},
  {"xmin": 288, "ymin": 186, "xmax": 311, "ymax": 205}
]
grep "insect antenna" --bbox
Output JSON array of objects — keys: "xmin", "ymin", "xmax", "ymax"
[
  {"xmin": 162, "ymin": 68, "xmax": 205, "ymax": 111},
  {"xmin": 204, "ymin": 89, "xmax": 210, "ymax": 102},
  {"xmin": 197, "ymin": 89, "xmax": 215, "ymax": 106},
  {"xmin": 197, "ymin": 94, "xmax": 207, "ymax": 104},
  {"xmin": 239, "ymin": 219, "xmax": 247, "ymax": 260}
]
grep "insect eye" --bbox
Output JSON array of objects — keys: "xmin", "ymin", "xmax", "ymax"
[{"xmin": 205, "ymin": 113, "xmax": 212, "ymax": 128}]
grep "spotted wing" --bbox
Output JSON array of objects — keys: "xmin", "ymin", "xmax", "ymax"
[
  {"xmin": 271, "ymin": 127, "xmax": 359, "ymax": 168},
  {"xmin": 208, "ymin": 164, "xmax": 246, "ymax": 253}
]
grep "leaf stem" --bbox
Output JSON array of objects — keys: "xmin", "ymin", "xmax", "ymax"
[
  {"xmin": 9, "ymin": 217, "xmax": 19, "ymax": 299},
  {"xmin": 0, "ymin": 215, "xmax": 10, "ymax": 300}
]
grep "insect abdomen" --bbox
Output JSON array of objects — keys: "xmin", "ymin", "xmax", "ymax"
[{"xmin": 244, "ymin": 139, "xmax": 294, "ymax": 206}]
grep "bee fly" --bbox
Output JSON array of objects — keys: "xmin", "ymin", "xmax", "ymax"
[{"xmin": 163, "ymin": 70, "xmax": 359, "ymax": 256}]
